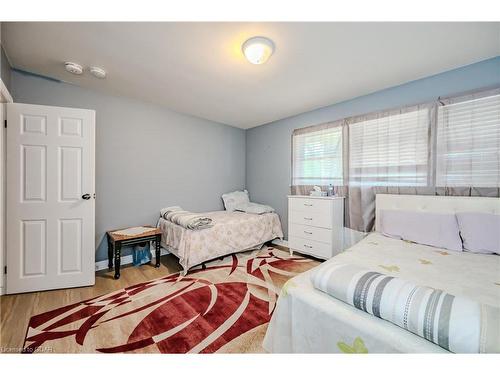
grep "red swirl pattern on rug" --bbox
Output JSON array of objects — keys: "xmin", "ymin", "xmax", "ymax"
[{"xmin": 23, "ymin": 247, "xmax": 318, "ymax": 353}]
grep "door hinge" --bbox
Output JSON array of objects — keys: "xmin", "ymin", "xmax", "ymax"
[
  {"xmin": 4, "ymin": 266, "xmax": 6, "ymax": 274},
  {"xmin": 3, "ymin": 119, "xmax": 6, "ymax": 128}
]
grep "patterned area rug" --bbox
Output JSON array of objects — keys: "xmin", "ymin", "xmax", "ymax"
[{"xmin": 23, "ymin": 247, "xmax": 318, "ymax": 353}]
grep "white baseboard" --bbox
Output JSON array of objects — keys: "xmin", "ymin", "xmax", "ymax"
[
  {"xmin": 0, "ymin": 286, "xmax": 4, "ymax": 296},
  {"xmin": 271, "ymin": 239, "xmax": 289, "ymax": 248},
  {"xmin": 95, "ymin": 248, "xmax": 170, "ymax": 272},
  {"xmin": 96, "ymin": 241, "xmax": 289, "ymax": 273}
]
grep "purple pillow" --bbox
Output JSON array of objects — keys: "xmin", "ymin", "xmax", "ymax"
[
  {"xmin": 456, "ymin": 212, "xmax": 500, "ymax": 255},
  {"xmin": 379, "ymin": 210, "xmax": 463, "ymax": 252}
]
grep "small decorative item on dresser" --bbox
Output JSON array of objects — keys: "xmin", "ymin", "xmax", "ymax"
[
  {"xmin": 106, "ymin": 226, "xmax": 162, "ymax": 279},
  {"xmin": 309, "ymin": 185, "xmax": 327, "ymax": 197},
  {"xmin": 327, "ymin": 184, "xmax": 334, "ymax": 197},
  {"xmin": 288, "ymin": 195, "xmax": 345, "ymax": 259}
]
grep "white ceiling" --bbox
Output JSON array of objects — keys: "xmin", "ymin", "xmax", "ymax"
[{"xmin": 2, "ymin": 22, "xmax": 499, "ymax": 129}]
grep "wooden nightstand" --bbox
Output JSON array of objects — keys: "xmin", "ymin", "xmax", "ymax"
[{"xmin": 106, "ymin": 226, "xmax": 162, "ymax": 279}]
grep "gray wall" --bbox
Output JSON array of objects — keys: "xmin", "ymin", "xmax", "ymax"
[
  {"xmin": 246, "ymin": 56, "xmax": 500, "ymax": 238},
  {"xmin": 11, "ymin": 70, "xmax": 246, "ymax": 261},
  {"xmin": 9, "ymin": 56, "xmax": 500, "ymax": 261}
]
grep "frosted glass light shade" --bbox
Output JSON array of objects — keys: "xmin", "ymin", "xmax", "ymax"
[{"xmin": 242, "ymin": 37, "xmax": 275, "ymax": 65}]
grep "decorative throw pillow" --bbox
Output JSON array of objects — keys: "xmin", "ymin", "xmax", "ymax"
[
  {"xmin": 379, "ymin": 210, "xmax": 463, "ymax": 252},
  {"xmin": 456, "ymin": 212, "xmax": 500, "ymax": 255},
  {"xmin": 221, "ymin": 190, "xmax": 250, "ymax": 212}
]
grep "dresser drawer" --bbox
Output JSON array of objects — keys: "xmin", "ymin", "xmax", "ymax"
[
  {"xmin": 289, "ymin": 209, "xmax": 332, "ymax": 229},
  {"xmin": 289, "ymin": 197, "xmax": 333, "ymax": 216},
  {"xmin": 289, "ymin": 223, "xmax": 332, "ymax": 244},
  {"xmin": 289, "ymin": 236, "xmax": 332, "ymax": 259}
]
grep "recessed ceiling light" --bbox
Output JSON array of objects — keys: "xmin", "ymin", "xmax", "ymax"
[
  {"xmin": 90, "ymin": 66, "xmax": 106, "ymax": 79},
  {"xmin": 242, "ymin": 37, "xmax": 275, "ymax": 65},
  {"xmin": 64, "ymin": 62, "xmax": 83, "ymax": 75}
]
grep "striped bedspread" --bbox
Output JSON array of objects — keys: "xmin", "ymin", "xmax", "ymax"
[
  {"xmin": 311, "ymin": 262, "xmax": 500, "ymax": 353},
  {"xmin": 160, "ymin": 206, "xmax": 213, "ymax": 230}
]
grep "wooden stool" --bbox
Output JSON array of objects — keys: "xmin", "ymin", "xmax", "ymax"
[{"xmin": 106, "ymin": 226, "xmax": 162, "ymax": 279}]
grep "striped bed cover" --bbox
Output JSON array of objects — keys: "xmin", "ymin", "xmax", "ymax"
[{"xmin": 312, "ymin": 263, "xmax": 500, "ymax": 353}]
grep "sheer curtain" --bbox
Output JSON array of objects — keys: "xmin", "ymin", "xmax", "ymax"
[
  {"xmin": 342, "ymin": 105, "xmax": 433, "ymax": 232},
  {"xmin": 290, "ymin": 87, "xmax": 500, "ymax": 236},
  {"xmin": 291, "ymin": 120, "xmax": 345, "ymax": 195},
  {"xmin": 348, "ymin": 106, "xmax": 431, "ymax": 187},
  {"xmin": 436, "ymin": 89, "xmax": 500, "ymax": 188}
]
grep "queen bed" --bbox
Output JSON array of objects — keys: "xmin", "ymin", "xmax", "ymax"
[
  {"xmin": 159, "ymin": 210, "xmax": 284, "ymax": 274},
  {"xmin": 263, "ymin": 194, "xmax": 500, "ymax": 353}
]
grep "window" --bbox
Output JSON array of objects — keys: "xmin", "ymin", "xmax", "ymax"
[
  {"xmin": 436, "ymin": 93, "xmax": 500, "ymax": 187},
  {"xmin": 292, "ymin": 126, "xmax": 343, "ymax": 186},
  {"xmin": 291, "ymin": 89, "xmax": 500, "ymax": 190},
  {"xmin": 348, "ymin": 108, "xmax": 430, "ymax": 186}
]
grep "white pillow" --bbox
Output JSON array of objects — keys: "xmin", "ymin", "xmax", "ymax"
[
  {"xmin": 456, "ymin": 212, "xmax": 500, "ymax": 255},
  {"xmin": 379, "ymin": 210, "xmax": 463, "ymax": 252},
  {"xmin": 221, "ymin": 190, "xmax": 250, "ymax": 212},
  {"xmin": 234, "ymin": 202, "xmax": 275, "ymax": 215}
]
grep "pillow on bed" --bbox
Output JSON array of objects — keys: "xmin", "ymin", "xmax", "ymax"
[
  {"xmin": 234, "ymin": 202, "xmax": 275, "ymax": 214},
  {"xmin": 456, "ymin": 212, "xmax": 500, "ymax": 255},
  {"xmin": 379, "ymin": 210, "xmax": 463, "ymax": 252},
  {"xmin": 221, "ymin": 190, "xmax": 250, "ymax": 212}
]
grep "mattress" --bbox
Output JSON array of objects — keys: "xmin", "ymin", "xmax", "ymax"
[
  {"xmin": 263, "ymin": 232, "xmax": 500, "ymax": 353},
  {"xmin": 159, "ymin": 210, "xmax": 284, "ymax": 273}
]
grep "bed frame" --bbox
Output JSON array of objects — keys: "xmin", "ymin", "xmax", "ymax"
[{"xmin": 375, "ymin": 194, "xmax": 500, "ymax": 231}]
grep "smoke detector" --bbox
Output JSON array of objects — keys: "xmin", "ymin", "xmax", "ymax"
[
  {"xmin": 64, "ymin": 62, "xmax": 83, "ymax": 75},
  {"xmin": 90, "ymin": 66, "xmax": 106, "ymax": 79}
]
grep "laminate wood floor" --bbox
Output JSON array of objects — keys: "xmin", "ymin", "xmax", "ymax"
[{"xmin": 0, "ymin": 254, "xmax": 183, "ymax": 353}]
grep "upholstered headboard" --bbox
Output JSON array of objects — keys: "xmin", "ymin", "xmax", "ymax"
[{"xmin": 375, "ymin": 194, "xmax": 500, "ymax": 231}]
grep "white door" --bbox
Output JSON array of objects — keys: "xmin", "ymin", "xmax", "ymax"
[
  {"xmin": 6, "ymin": 103, "xmax": 95, "ymax": 294},
  {"xmin": 0, "ymin": 104, "xmax": 5, "ymax": 295}
]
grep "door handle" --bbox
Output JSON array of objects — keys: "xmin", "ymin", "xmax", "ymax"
[{"xmin": 82, "ymin": 194, "xmax": 91, "ymax": 200}]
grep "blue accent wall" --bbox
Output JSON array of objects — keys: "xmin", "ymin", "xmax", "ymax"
[{"xmin": 245, "ymin": 56, "xmax": 500, "ymax": 238}]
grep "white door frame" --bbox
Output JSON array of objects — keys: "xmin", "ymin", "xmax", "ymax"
[{"xmin": 0, "ymin": 78, "xmax": 13, "ymax": 296}]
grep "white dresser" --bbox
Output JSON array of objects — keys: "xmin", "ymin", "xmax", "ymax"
[{"xmin": 288, "ymin": 195, "xmax": 344, "ymax": 259}]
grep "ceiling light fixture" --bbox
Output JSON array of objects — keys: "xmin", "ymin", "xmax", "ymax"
[
  {"xmin": 242, "ymin": 37, "xmax": 275, "ymax": 65},
  {"xmin": 64, "ymin": 62, "xmax": 83, "ymax": 75},
  {"xmin": 90, "ymin": 66, "xmax": 106, "ymax": 79}
]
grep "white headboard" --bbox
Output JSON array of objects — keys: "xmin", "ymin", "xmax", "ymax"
[{"xmin": 375, "ymin": 194, "xmax": 500, "ymax": 231}]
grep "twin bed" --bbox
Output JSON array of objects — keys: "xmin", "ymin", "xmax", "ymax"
[
  {"xmin": 158, "ymin": 210, "xmax": 283, "ymax": 274},
  {"xmin": 264, "ymin": 194, "xmax": 500, "ymax": 353}
]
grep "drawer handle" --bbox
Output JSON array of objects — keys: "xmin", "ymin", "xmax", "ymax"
[
  {"xmin": 304, "ymin": 203, "xmax": 313, "ymax": 207},
  {"xmin": 304, "ymin": 244, "xmax": 313, "ymax": 249},
  {"xmin": 304, "ymin": 217, "xmax": 313, "ymax": 220},
  {"xmin": 304, "ymin": 231, "xmax": 313, "ymax": 234}
]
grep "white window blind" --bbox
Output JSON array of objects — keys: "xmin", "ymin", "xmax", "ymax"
[
  {"xmin": 348, "ymin": 108, "xmax": 430, "ymax": 186},
  {"xmin": 436, "ymin": 93, "xmax": 500, "ymax": 187},
  {"xmin": 292, "ymin": 126, "xmax": 343, "ymax": 185}
]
